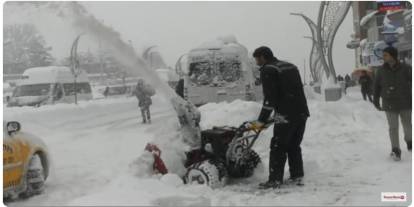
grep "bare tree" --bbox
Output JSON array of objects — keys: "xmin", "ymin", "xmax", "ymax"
[{"xmin": 3, "ymin": 24, "xmax": 55, "ymax": 74}]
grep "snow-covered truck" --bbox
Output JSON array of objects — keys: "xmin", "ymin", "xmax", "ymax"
[
  {"xmin": 7, "ymin": 66, "xmax": 93, "ymax": 107},
  {"xmin": 176, "ymin": 36, "xmax": 258, "ymax": 106}
]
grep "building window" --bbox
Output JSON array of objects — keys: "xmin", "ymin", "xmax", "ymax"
[{"xmin": 366, "ymin": 2, "xmax": 378, "ymax": 10}]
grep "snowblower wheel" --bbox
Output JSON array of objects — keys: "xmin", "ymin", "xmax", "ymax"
[
  {"xmin": 183, "ymin": 159, "xmax": 228, "ymax": 188},
  {"xmin": 227, "ymin": 149, "xmax": 261, "ymax": 178}
]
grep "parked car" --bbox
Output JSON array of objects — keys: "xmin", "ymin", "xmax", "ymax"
[
  {"xmin": 99, "ymin": 83, "xmax": 136, "ymax": 97},
  {"xmin": 3, "ymin": 121, "xmax": 50, "ymax": 199}
]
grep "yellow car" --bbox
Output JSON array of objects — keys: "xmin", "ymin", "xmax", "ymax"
[{"xmin": 3, "ymin": 121, "xmax": 49, "ymax": 199}]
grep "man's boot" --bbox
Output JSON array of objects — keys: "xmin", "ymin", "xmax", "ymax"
[
  {"xmin": 286, "ymin": 176, "xmax": 304, "ymax": 186},
  {"xmin": 390, "ymin": 147, "xmax": 401, "ymax": 161},
  {"xmin": 258, "ymin": 180, "xmax": 281, "ymax": 189}
]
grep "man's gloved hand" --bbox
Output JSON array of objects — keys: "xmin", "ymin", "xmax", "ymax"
[
  {"xmin": 246, "ymin": 120, "xmax": 265, "ymax": 131},
  {"xmin": 373, "ymin": 98, "xmax": 382, "ymax": 111}
]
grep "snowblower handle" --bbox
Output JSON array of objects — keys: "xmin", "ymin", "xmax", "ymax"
[
  {"xmin": 241, "ymin": 119, "xmax": 274, "ymax": 133},
  {"xmin": 243, "ymin": 119, "xmax": 274, "ymax": 150},
  {"xmin": 263, "ymin": 118, "xmax": 275, "ymax": 128}
]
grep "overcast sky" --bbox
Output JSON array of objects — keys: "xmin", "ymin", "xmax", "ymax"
[{"xmin": 4, "ymin": 1, "xmax": 356, "ymax": 77}]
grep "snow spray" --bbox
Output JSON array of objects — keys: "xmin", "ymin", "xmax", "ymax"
[{"xmin": 5, "ymin": 2, "xmax": 201, "ymax": 140}]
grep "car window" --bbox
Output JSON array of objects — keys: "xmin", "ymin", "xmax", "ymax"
[
  {"xmin": 53, "ymin": 84, "xmax": 64, "ymax": 100},
  {"xmin": 13, "ymin": 84, "xmax": 51, "ymax": 97},
  {"xmin": 189, "ymin": 62, "xmax": 214, "ymax": 86},
  {"xmin": 63, "ymin": 83, "xmax": 92, "ymax": 95}
]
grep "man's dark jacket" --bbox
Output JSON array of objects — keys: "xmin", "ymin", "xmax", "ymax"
[
  {"xmin": 373, "ymin": 62, "xmax": 412, "ymax": 111},
  {"xmin": 258, "ymin": 58, "xmax": 310, "ymax": 122}
]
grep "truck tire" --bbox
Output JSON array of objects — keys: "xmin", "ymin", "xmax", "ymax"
[{"xmin": 183, "ymin": 159, "xmax": 227, "ymax": 188}]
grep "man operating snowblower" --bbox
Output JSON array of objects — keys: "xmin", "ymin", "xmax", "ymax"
[{"xmin": 251, "ymin": 46, "xmax": 310, "ymax": 189}]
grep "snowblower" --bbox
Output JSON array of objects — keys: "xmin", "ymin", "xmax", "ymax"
[{"xmin": 145, "ymin": 115, "xmax": 274, "ymax": 188}]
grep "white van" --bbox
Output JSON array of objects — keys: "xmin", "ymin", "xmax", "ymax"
[
  {"xmin": 176, "ymin": 36, "xmax": 258, "ymax": 106},
  {"xmin": 7, "ymin": 66, "xmax": 93, "ymax": 107}
]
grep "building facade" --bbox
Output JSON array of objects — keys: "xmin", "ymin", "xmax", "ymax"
[{"xmin": 347, "ymin": 1, "xmax": 411, "ymax": 69}]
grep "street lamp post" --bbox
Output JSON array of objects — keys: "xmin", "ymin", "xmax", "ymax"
[
  {"xmin": 70, "ymin": 34, "xmax": 83, "ymax": 105},
  {"xmin": 290, "ymin": 12, "xmax": 325, "ymax": 83}
]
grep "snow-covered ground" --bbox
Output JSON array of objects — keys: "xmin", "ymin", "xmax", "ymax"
[{"xmin": 4, "ymin": 87, "xmax": 411, "ymax": 206}]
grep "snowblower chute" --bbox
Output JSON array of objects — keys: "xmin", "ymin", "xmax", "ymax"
[{"xmin": 144, "ymin": 143, "xmax": 168, "ymax": 175}]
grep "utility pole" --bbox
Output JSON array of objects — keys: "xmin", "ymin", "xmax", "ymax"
[
  {"xmin": 303, "ymin": 59, "xmax": 306, "ymax": 85},
  {"xmin": 98, "ymin": 39, "xmax": 105, "ymax": 85},
  {"xmin": 70, "ymin": 34, "xmax": 82, "ymax": 105}
]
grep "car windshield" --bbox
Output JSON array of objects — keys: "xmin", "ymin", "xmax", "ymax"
[
  {"xmin": 217, "ymin": 61, "xmax": 241, "ymax": 82},
  {"xmin": 188, "ymin": 60, "xmax": 242, "ymax": 86},
  {"xmin": 188, "ymin": 62, "xmax": 214, "ymax": 85},
  {"xmin": 13, "ymin": 84, "xmax": 51, "ymax": 97}
]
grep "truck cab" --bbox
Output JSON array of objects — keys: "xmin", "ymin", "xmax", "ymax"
[{"xmin": 177, "ymin": 36, "xmax": 258, "ymax": 106}]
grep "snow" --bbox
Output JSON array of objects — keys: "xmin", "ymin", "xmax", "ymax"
[
  {"xmin": 217, "ymin": 35, "xmax": 238, "ymax": 44},
  {"xmin": 359, "ymin": 38, "xmax": 367, "ymax": 47},
  {"xmin": 190, "ymin": 35, "xmax": 248, "ymax": 58},
  {"xmin": 155, "ymin": 68, "xmax": 179, "ymax": 83},
  {"xmin": 404, "ymin": 10, "xmax": 412, "ymax": 21},
  {"xmin": 360, "ymin": 10, "xmax": 378, "ymax": 27},
  {"xmin": 4, "ymin": 87, "xmax": 411, "ymax": 206},
  {"xmin": 396, "ymin": 27, "xmax": 405, "ymax": 34},
  {"xmin": 320, "ymin": 74, "xmax": 341, "ymax": 93}
]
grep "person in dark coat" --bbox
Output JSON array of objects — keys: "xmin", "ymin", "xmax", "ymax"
[
  {"xmin": 175, "ymin": 79, "xmax": 184, "ymax": 98},
  {"xmin": 250, "ymin": 46, "xmax": 310, "ymax": 189},
  {"xmin": 359, "ymin": 71, "xmax": 373, "ymax": 102},
  {"xmin": 133, "ymin": 79, "xmax": 153, "ymax": 124},
  {"xmin": 344, "ymin": 74, "xmax": 352, "ymax": 92},
  {"xmin": 373, "ymin": 46, "xmax": 412, "ymax": 161},
  {"xmin": 103, "ymin": 86, "xmax": 110, "ymax": 98},
  {"xmin": 345, "ymin": 74, "xmax": 351, "ymax": 83}
]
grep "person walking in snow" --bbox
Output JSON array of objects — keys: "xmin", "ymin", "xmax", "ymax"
[
  {"xmin": 175, "ymin": 79, "xmax": 184, "ymax": 98},
  {"xmin": 133, "ymin": 79, "xmax": 155, "ymax": 124},
  {"xmin": 373, "ymin": 46, "xmax": 412, "ymax": 161},
  {"xmin": 359, "ymin": 70, "xmax": 373, "ymax": 102},
  {"xmin": 344, "ymin": 74, "xmax": 352, "ymax": 93},
  {"xmin": 103, "ymin": 86, "xmax": 110, "ymax": 98},
  {"xmin": 250, "ymin": 46, "xmax": 310, "ymax": 189}
]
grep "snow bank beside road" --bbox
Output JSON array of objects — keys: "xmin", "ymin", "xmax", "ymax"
[{"xmin": 5, "ymin": 87, "xmax": 411, "ymax": 206}]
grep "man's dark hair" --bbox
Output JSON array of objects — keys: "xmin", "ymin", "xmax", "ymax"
[
  {"xmin": 383, "ymin": 46, "xmax": 398, "ymax": 61},
  {"xmin": 253, "ymin": 46, "xmax": 274, "ymax": 60}
]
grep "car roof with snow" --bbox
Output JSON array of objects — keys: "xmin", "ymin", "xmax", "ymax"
[
  {"xmin": 20, "ymin": 66, "xmax": 89, "ymax": 85},
  {"xmin": 188, "ymin": 36, "xmax": 249, "ymax": 60}
]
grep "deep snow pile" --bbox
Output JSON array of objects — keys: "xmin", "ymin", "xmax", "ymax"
[{"xmin": 4, "ymin": 87, "xmax": 411, "ymax": 206}]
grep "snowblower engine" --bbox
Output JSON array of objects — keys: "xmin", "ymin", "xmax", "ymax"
[
  {"xmin": 145, "ymin": 96, "xmax": 272, "ymax": 188},
  {"xmin": 182, "ymin": 121, "xmax": 271, "ymax": 188}
]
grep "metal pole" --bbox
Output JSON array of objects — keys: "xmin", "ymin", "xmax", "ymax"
[
  {"xmin": 99, "ymin": 39, "xmax": 104, "ymax": 84},
  {"xmin": 74, "ymin": 75, "xmax": 78, "ymax": 104},
  {"xmin": 303, "ymin": 59, "xmax": 306, "ymax": 85},
  {"xmin": 70, "ymin": 34, "xmax": 82, "ymax": 105}
]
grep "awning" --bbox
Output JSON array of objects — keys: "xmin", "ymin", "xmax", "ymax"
[{"xmin": 360, "ymin": 10, "xmax": 379, "ymax": 27}]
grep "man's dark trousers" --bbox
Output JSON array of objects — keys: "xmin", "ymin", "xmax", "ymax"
[{"xmin": 269, "ymin": 117, "xmax": 307, "ymax": 182}]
